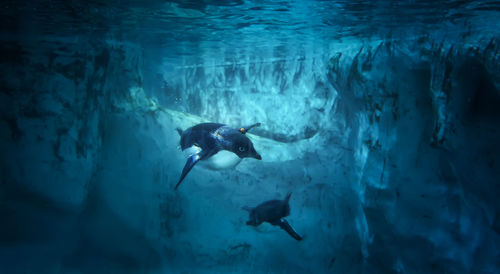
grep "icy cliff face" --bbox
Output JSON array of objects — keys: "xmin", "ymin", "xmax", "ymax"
[
  {"xmin": 151, "ymin": 38, "xmax": 500, "ymax": 273},
  {"xmin": 2, "ymin": 1, "xmax": 500, "ymax": 273}
]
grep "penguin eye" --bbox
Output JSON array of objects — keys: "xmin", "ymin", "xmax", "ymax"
[{"xmin": 238, "ymin": 146, "xmax": 246, "ymax": 152}]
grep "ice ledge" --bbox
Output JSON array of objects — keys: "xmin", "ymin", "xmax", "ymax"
[{"xmin": 119, "ymin": 86, "xmax": 324, "ymax": 163}]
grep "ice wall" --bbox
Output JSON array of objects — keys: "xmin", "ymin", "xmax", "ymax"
[
  {"xmin": 2, "ymin": 14, "xmax": 500, "ymax": 274},
  {"xmin": 151, "ymin": 37, "xmax": 500, "ymax": 273}
]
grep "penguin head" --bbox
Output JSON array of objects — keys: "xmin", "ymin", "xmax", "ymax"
[{"xmin": 232, "ymin": 135, "xmax": 262, "ymax": 160}]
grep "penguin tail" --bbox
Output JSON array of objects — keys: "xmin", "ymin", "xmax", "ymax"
[{"xmin": 176, "ymin": 128, "xmax": 183, "ymax": 136}]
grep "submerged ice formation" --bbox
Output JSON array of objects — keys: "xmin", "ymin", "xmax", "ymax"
[{"xmin": 2, "ymin": 14, "xmax": 500, "ymax": 274}]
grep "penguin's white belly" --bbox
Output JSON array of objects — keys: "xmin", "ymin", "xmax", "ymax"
[
  {"xmin": 203, "ymin": 150, "xmax": 242, "ymax": 170},
  {"xmin": 184, "ymin": 146, "xmax": 242, "ymax": 170}
]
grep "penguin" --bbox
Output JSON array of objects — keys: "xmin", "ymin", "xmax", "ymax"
[
  {"xmin": 175, "ymin": 122, "xmax": 262, "ymax": 190},
  {"xmin": 242, "ymin": 193, "xmax": 303, "ymax": 241}
]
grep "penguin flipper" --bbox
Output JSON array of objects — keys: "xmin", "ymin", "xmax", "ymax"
[
  {"xmin": 278, "ymin": 219, "xmax": 303, "ymax": 241},
  {"xmin": 175, "ymin": 153, "xmax": 201, "ymax": 190}
]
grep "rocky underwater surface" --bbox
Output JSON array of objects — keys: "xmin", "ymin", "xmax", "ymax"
[{"xmin": 1, "ymin": 1, "xmax": 500, "ymax": 273}]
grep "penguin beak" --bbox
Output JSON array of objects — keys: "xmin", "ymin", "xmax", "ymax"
[{"xmin": 254, "ymin": 153, "xmax": 262, "ymax": 160}]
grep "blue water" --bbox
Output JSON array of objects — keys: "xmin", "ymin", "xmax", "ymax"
[{"xmin": 1, "ymin": 1, "xmax": 500, "ymax": 273}]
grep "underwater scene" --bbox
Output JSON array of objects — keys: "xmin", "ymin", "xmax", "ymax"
[{"xmin": 1, "ymin": 0, "xmax": 500, "ymax": 273}]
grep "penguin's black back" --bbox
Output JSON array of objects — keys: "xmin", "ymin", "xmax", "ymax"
[
  {"xmin": 252, "ymin": 199, "xmax": 290, "ymax": 224},
  {"xmin": 179, "ymin": 123, "xmax": 224, "ymax": 150}
]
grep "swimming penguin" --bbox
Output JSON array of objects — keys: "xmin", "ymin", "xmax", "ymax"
[
  {"xmin": 243, "ymin": 193, "xmax": 303, "ymax": 241},
  {"xmin": 175, "ymin": 122, "xmax": 262, "ymax": 190}
]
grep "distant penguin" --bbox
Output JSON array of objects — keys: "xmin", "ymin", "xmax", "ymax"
[
  {"xmin": 175, "ymin": 122, "xmax": 262, "ymax": 190},
  {"xmin": 243, "ymin": 193, "xmax": 303, "ymax": 241}
]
